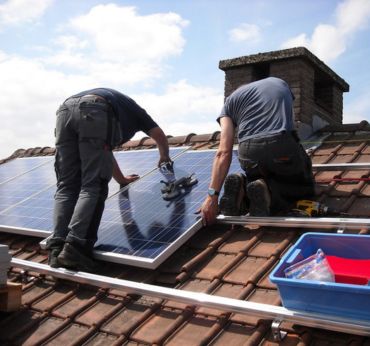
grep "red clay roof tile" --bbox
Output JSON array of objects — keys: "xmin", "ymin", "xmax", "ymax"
[
  {"xmin": 14, "ymin": 315, "xmax": 70, "ymax": 346},
  {"xmin": 100, "ymin": 297, "xmax": 160, "ymax": 336},
  {"xmin": 164, "ymin": 314, "xmax": 225, "ymax": 346},
  {"xmin": 218, "ymin": 227, "xmax": 259, "ymax": 254},
  {"xmin": 248, "ymin": 230, "xmax": 295, "ymax": 258},
  {"xmin": 48, "ymin": 322, "xmax": 96, "ymax": 345},
  {"xmin": 130, "ymin": 307, "xmax": 191, "ymax": 344},
  {"xmin": 196, "ymin": 282, "xmax": 252, "ymax": 317},
  {"xmin": 75, "ymin": 294, "xmax": 126, "ymax": 326},
  {"xmin": 193, "ymin": 253, "xmax": 238, "ymax": 281},
  {"xmin": 224, "ymin": 256, "xmax": 278, "ymax": 285},
  {"xmin": 51, "ymin": 287, "xmax": 101, "ymax": 319},
  {"xmin": 211, "ymin": 321, "xmax": 269, "ymax": 346}
]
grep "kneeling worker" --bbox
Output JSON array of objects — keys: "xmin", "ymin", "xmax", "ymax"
[
  {"xmin": 200, "ymin": 77, "xmax": 315, "ymax": 226},
  {"xmin": 47, "ymin": 88, "xmax": 171, "ymax": 271}
]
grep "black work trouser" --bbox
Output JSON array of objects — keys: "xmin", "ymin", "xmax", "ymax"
[
  {"xmin": 238, "ymin": 132, "xmax": 315, "ymax": 214},
  {"xmin": 47, "ymin": 95, "xmax": 115, "ymax": 253}
]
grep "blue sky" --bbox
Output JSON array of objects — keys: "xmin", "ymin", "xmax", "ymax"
[{"xmin": 0, "ymin": 0, "xmax": 370, "ymax": 159}]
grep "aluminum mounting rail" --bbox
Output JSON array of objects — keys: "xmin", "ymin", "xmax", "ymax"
[
  {"xmin": 312, "ymin": 162, "xmax": 370, "ymax": 171},
  {"xmin": 11, "ymin": 258, "xmax": 370, "ymax": 336},
  {"xmin": 217, "ymin": 215, "xmax": 370, "ymax": 230},
  {"xmin": 0, "ymin": 225, "xmax": 50, "ymax": 238}
]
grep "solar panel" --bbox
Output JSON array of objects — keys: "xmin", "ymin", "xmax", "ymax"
[
  {"xmin": 0, "ymin": 186, "xmax": 55, "ymax": 237},
  {"xmin": 109, "ymin": 147, "xmax": 188, "ymax": 196},
  {"xmin": 94, "ymin": 149, "xmax": 242, "ymax": 268},
  {"xmin": 0, "ymin": 147, "xmax": 243, "ymax": 269},
  {"xmin": 0, "ymin": 159, "xmax": 55, "ymax": 213},
  {"xmin": 0, "ymin": 157, "xmax": 52, "ymax": 185},
  {"xmin": 0, "ymin": 148, "xmax": 188, "ymax": 237}
]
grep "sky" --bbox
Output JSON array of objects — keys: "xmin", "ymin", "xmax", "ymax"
[{"xmin": 0, "ymin": 0, "xmax": 370, "ymax": 159}]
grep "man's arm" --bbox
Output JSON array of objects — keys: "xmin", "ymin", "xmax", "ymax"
[
  {"xmin": 147, "ymin": 126, "xmax": 171, "ymax": 166},
  {"xmin": 200, "ymin": 117, "xmax": 235, "ymax": 226},
  {"xmin": 112, "ymin": 156, "xmax": 140, "ymax": 187},
  {"xmin": 112, "ymin": 126, "xmax": 169, "ymax": 187}
]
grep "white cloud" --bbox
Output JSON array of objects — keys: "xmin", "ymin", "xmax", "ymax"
[
  {"xmin": 0, "ymin": 51, "xmax": 95, "ymax": 158},
  {"xmin": 0, "ymin": 0, "xmax": 53, "ymax": 28},
  {"xmin": 43, "ymin": 4, "xmax": 189, "ymax": 85},
  {"xmin": 337, "ymin": 0, "xmax": 370, "ymax": 33},
  {"xmin": 133, "ymin": 80, "xmax": 223, "ymax": 136},
  {"xmin": 0, "ymin": 4, "xmax": 191, "ymax": 159},
  {"xmin": 281, "ymin": 0, "xmax": 370, "ymax": 62},
  {"xmin": 67, "ymin": 4, "xmax": 188, "ymax": 64},
  {"xmin": 229, "ymin": 23, "xmax": 261, "ymax": 42}
]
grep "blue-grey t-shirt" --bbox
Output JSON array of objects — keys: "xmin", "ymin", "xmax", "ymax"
[
  {"xmin": 218, "ymin": 77, "xmax": 294, "ymax": 142},
  {"xmin": 73, "ymin": 88, "xmax": 158, "ymax": 144}
]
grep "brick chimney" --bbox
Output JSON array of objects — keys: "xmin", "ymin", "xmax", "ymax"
[{"xmin": 219, "ymin": 47, "xmax": 349, "ymax": 138}]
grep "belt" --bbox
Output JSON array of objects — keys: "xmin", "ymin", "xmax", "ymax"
[{"xmin": 245, "ymin": 131, "xmax": 292, "ymax": 143}]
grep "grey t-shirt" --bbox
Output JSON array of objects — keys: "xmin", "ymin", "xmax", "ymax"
[{"xmin": 218, "ymin": 77, "xmax": 295, "ymax": 142}]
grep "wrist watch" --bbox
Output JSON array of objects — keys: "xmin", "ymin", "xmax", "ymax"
[{"xmin": 208, "ymin": 188, "xmax": 220, "ymax": 197}]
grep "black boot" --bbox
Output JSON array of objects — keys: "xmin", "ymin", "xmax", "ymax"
[
  {"xmin": 219, "ymin": 173, "xmax": 247, "ymax": 216},
  {"xmin": 57, "ymin": 243, "xmax": 97, "ymax": 272},
  {"xmin": 48, "ymin": 248, "xmax": 63, "ymax": 268},
  {"xmin": 246, "ymin": 179, "xmax": 271, "ymax": 216}
]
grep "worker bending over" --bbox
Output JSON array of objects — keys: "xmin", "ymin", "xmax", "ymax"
[
  {"xmin": 47, "ymin": 88, "xmax": 171, "ymax": 271},
  {"xmin": 200, "ymin": 77, "xmax": 315, "ymax": 226}
]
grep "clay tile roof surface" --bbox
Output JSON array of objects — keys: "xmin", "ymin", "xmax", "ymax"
[{"xmin": 1, "ymin": 123, "xmax": 370, "ymax": 345}]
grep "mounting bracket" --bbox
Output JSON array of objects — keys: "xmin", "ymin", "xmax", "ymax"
[{"xmin": 271, "ymin": 319, "xmax": 287, "ymax": 341}]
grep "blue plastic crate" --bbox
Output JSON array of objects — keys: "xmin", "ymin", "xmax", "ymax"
[{"xmin": 270, "ymin": 232, "xmax": 370, "ymax": 320}]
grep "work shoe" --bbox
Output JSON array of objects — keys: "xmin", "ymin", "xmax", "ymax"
[
  {"xmin": 57, "ymin": 243, "xmax": 97, "ymax": 273},
  {"xmin": 48, "ymin": 248, "xmax": 62, "ymax": 268},
  {"xmin": 246, "ymin": 179, "xmax": 271, "ymax": 216},
  {"xmin": 219, "ymin": 173, "xmax": 247, "ymax": 216}
]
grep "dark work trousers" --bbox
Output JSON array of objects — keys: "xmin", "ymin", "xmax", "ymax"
[
  {"xmin": 238, "ymin": 132, "xmax": 315, "ymax": 214},
  {"xmin": 46, "ymin": 95, "xmax": 114, "ymax": 254}
]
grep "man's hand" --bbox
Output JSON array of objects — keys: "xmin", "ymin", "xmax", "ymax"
[
  {"xmin": 158, "ymin": 157, "xmax": 173, "ymax": 168},
  {"xmin": 119, "ymin": 174, "xmax": 140, "ymax": 188},
  {"xmin": 199, "ymin": 195, "xmax": 219, "ymax": 227}
]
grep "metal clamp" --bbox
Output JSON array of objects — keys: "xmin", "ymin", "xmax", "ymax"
[{"xmin": 271, "ymin": 319, "xmax": 287, "ymax": 341}]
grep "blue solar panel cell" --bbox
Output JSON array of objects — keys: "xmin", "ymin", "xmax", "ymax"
[
  {"xmin": 94, "ymin": 150, "xmax": 242, "ymax": 267},
  {"xmin": 0, "ymin": 160, "xmax": 55, "ymax": 213},
  {"xmin": 108, "ymin": 147, "xmax": 187, "ymax": 196},
  {"xmin": 0, "ymin": 186, "xmax": 54, "ymax": 232},
  {"xmin": 0, "ymin": 157, "xmax": 52, "ymax": 185}
]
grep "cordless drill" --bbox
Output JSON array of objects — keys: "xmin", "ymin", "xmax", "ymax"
[{"xmin": 294, "ymin": 200, "xmax": 345, "ymax": 217}]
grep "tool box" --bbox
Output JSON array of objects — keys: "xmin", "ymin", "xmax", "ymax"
[{"xmin": 270, "ymin": 232, "xmax": 370, "ymax": 320}]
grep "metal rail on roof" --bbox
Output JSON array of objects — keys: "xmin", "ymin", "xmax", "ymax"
[
  {"xmin": 217, "ymin": 215, "xmax": 370, "ymax": 230},
  {"xmin": 312, "ymin": 162, "xmax": 370, "ymax": 171},
  {"xmin": 11, "ymin": 258, "xmax": 370, "ymax": 337},
  {"xmin": 0, "ymin": 225, "xmax": 50, "ymax": 238}
]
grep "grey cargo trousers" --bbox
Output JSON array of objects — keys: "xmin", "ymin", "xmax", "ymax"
[
  {"xmin": 47, "ymin": 95, "xmax": 114, "ymax": 253},
  {"xmin": 238, "ymin": 131, "xmax": 315, "ymax": 213}
]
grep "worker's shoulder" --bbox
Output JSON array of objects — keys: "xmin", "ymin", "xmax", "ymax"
[
  {"xmin": 233, "ymin": 77, "xmax": 287, "ymax": 93},
  {"xmin": 252, "ymin": 76, "xmax": 287, "ymax": 88}
]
